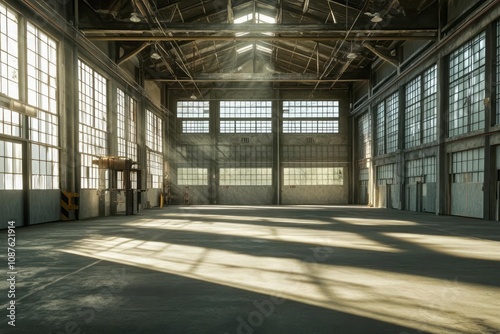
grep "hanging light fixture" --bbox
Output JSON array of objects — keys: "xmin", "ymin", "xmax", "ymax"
[
  {"xmin": 151, "ymin": 44, "xmax": 161, "ymax": 60},
  {"xmin": 346, "ymin": 52, "xmax": 357, "ymax": 60},
  {"xmin": 347, "ymin": 41, "xmax": 357, "ymax": 60},
  {"xmin": 130, "ymin": 12, "xmax": 141, "ymax": 23},
  {"xmin": 370, "ymin": 13, "xmax": 383, "ymax": 23}
]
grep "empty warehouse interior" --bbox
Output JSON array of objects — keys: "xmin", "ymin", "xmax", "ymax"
[{"xmin": 1, "ymin": 0, "xmax": 500, "ymax": 333}]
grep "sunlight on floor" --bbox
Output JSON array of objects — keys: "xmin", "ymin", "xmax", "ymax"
[
  {"xmin": 59, "ymin": 234, "xmax": 500, "ymax": 334},
  {"xmin": 123, "ymin": 219, "xmax": 400, "ymax": 253},
  {"xmin": 335, "ymin": 217, "xmax": 419, "ymax": 226},
  {"xmin": 156, "ymin": 212, "xmax": 333, "ymax": 224},
  {"xmin": 384, "ymin": 233, "xmax": 500, "ymax": 261}
]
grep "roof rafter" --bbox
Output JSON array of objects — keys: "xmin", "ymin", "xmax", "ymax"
[{"xmin": 146, "ymin": 71, "xmax": 370, "ymax": 82}]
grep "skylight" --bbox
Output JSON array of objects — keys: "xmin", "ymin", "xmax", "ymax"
[
  {"xmin": 236, "ymin": 44, "xmax": 253, "ymax": 54},
  {"xmin": 256, "ymin": 44, "xmax": 272, "ymax": 54},
  {"xmin": 234, "ymin": 11, "xmax": 276, "ymax": 54},
  {"xmin": 256, "ymin": 13, "xmax": 275, "ymax": 24},
  {"xmin": 234, "ymin": 13, "xmax": 252, "ymax": 24}
]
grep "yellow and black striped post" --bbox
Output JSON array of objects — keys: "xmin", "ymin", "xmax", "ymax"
[{"xmin": 61, "ymin": 191, "xmax": 79, "ymax": 221}]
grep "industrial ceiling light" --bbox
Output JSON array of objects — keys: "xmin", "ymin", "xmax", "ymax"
[
  {"xmin": 151, "ymin": 51, "xmax": 161, "ymax": 60},
  {"xmin": 190, "ymin": 92, "xmax": 197, "ymax": 100},
  {"xmin": 347, "ymin": 42, "xmax": 357, "ymax": 60},
  {"xmin": 364, "ymin": 11, "xmax": 383, "ymax": 23},
  {"xmin": 151, "ymin": 44, "xmax": 161, "ymax": 60},
  {"xmin": 371, "ymin": 13, "xmax": 383, "ymax": 23},
  {"xmin": 130, "ymin": 12, "xmax": 141, "ymax": 23},
  {"xmin": 347, "ymin": 52, "xmax": 357, "ymax": 60}
]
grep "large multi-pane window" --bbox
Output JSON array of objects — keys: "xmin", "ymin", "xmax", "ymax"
[
  {"xmin": 422, "ymin": 66, "xmax": 437, "ymax": 143},
  {"xmin": 0, "ymin": 5, "xmax": 21, "ymax": 138},
  {"xmin": 496, "ymin": 21, "xmax": 500, "ymax": 125},
  {"xmin": 283, "ymin": 101, "xmax": 339, "ymax": 133},
  {"xmin": 358, "ymin": 112, "xmax": 372, "ymax": 160},
  {"xmin": 406, "ymin": 157, "xmax": 436, "ymax": 184},
  {"xmin": 177, "ymin": 167, "xmax": 208, "ymax": 186},
  {"xmin": 449, "ymin": 32, "xmax": 486, "ymax": 137},
  {"xmin": 0, "ymin": 3, "xmax": 18, "ymax": 99},
  {"xmin": 451, "ymin": 148, "xmax": 484, "ymax": 183},
  {"xmin": 359, "ymin": 168, "xmax": 369, "ymax": 182},
  {"xmin": 375, "ymin": 92, "xmax": 398, "ymax": 155},
  {"xmin": 0, "ymin": 108, "xmax": 21, "ymax": 137},
  {"xmin": 405, "ymin": 66, "xmax": 437, "ymax": 148},
  {"xmin": 283, "ymin": 167, "xmax": 343, "ymax": 186},
  {"xmin": 220, "ymin": 101, "xmax": 272, "ymax": 133},
  {"xmin": 386, "ymin": 93, "xmax": 399, "ymax": 153},
  {"xmin": 177, "ymin": 101, "xmax": 209, "ymax": 134},
  {"xmin": 0, "ymin": 140, "xmax": 22, "ymax": 190},
  {"xmin": 219, "ymin": 168, "xmax": 272, "ymax": 186},
  {"xmin": 146, "ymin": 110, "xmax": 163, "ymax": 189},
  {"xmin": 375, "ymin": 102, "xmax": 385, "ymax": 156},
  {"xmin": 28, "ymin": 23, "xmax": 59, "ymax": 189},
  {"xmin": 116, "ymin": 89, "xmax": 137, "ymax": 161},
  {"xmin": 78, "ymin": 60, "xmax": 107, "ymax": 189},
  {"xmin": 117, "ymin": 88, "xmax": 138, "ymax": 188},
  {"xmin": 405, "ymin": 76, "xmax": 421, "ymax": 148},
  {"xmin": 377, "ymin": 164, "xmax": 394, "ymax": 185}
]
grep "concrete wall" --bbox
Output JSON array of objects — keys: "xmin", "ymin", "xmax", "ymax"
[
  {"xmin": 451, "ymin": 183, "xmax": 484, "ymax": 219},
  {"xmin": 79, "ymin": 189, "xmax": 99, "ymax": 220},
  {"xmin": 219, "ymin": 186, "xmax": 274, "ymax": 205},
  {"xmin": 402, "ymin": 40, "xmax": 431, "ymax": 63},
  {"xmin": 359, "ymin": 182, "xmax": 369, "ymax": 205},
  {"xmin": 377, "ymin": 185, "xmax": 387, "ymax": 208},
  {"xmin": 147, "ymin": 188, "xmax": 162, "ymax": 207},
  {"xmin": 29, "ymin": 190, "xmax": 60, "ymax": 225},
  {"xmin": 0, "ymin": 191, "xmax": 24, "ymax": 228},
  {"xmin": 145, "ymin": 81, "xmax": 162, "ymax": 110},
  {"xmin": 372, "ymin": 61, "xmax": 397, "ymax": 88},
  {"xmin": 447, "ymin": 0, "xmax": 481, "ymax": 25},
  {"xmin": 282, "ymin": 185, "xmax": 348, "ymax": 205},
  {"xmin": 423, "ymin": 183, "xmax": 437, "ymax": 213},
  {"xmin": 406, "ymin": 183, "xmax": 436, "ymax": 213},
  {"xmin": 406, "ymin": 184, "xmax": 417, "ymax": 211},
  {"xmin": 390, "ymin": 184, "xmax": 400, "ymax": 210},
  {"xmin": 169, "ymin": 88, "xmax": 350, "ymax": 206}
]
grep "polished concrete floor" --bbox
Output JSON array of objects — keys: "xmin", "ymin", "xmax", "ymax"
[{"xmin": 1, "ymin": 205, "xmax": 500, "ymax": 334}]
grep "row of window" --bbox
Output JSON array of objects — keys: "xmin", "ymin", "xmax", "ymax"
[
  {"xmin": 358, "ymin": 26, "xmax": 499, "ymax": 160},
  {"xmin": 177, "ymin": 100, "xmax": 340, "ymax": 134},
  {"xmin": 375, "ymin": 92, "xmax": 399, "ymax": 156},
  {"xmin": 0, "ymin": 4, "xmax": 59, "ymax": 190},
  {"xmin": 406, "ymin": 157, "xmax": 436, "ymax": 184},
  {"xmin": 78, "ymin": 62, "xmax": 165, "ymax": 190},
  {"xmin": 371, "ymin": 148, "xmax": 483, "ymax": 186},
  {"xmin": 0, "ymin": 2, "xmax": 165, "ymax": 191},
  {"xmin": 176, "ymin": 167, "xmax": 344, "ymax": 186},
  {"xmin": 146, "ymin": 110, "xmax": 163, "ymax": 189}
]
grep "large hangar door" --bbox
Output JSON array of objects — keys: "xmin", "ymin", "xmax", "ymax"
[
  {"xmin": 174, "ymin": 143, "xmax": 212, "ymax": 205},
  {"xmin": 280, "ymin": 100, "xmax": 348, "ymax": 205},
  {"xmin": 172, "ymin": 101, "xmax": 212, "ymax": 205},
  {"xmin": 0, "ymin": 140, "xmax": 24, "ymax": 228},
  {"xmin": 216, "ymin": 101, "xmax": 274, "ymax": 205},
  {"xmin": 217, "ymin": 140, "xmax": 274, "ymax": 205},
  {"xmin": 359, "ymin": 168, "xmax": 369, "ymax": 205},
  {"xmin": 450, "ymin": 148, "xmax": 484, "ymax": 218},
  {"xmin": 171, "ymin": 98, "xmax": 349, "ymax": 206},
  {"xmin": 281, "ymin": 143, "xmax": 348, "ymax": 204}
]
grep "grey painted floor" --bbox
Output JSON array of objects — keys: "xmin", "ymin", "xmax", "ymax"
[{"xmin": 1, "ymin": 205, "xmax": 500, "ymax": 334}]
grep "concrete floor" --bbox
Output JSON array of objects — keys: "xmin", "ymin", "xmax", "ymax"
[{"xmin": 1, "ymin": 206, "xmax": 500, "ymax": 334}]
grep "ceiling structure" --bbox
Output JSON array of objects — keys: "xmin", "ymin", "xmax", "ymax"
[{"xmin": 78, "ymin": 0, "xmax": 438, "ymax": 94}]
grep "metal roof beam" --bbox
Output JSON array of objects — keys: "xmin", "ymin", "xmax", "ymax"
[
  {"xmin": 83, "ymin": 22, "xmax": 437, "ymax": 34},
  {"xmin": 146, "ymin": 71, "xmax": 370, "ymax": 82},
  {"xmin": 85, "ymin": 34, "xmax": 436, "ymax": 41}
]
